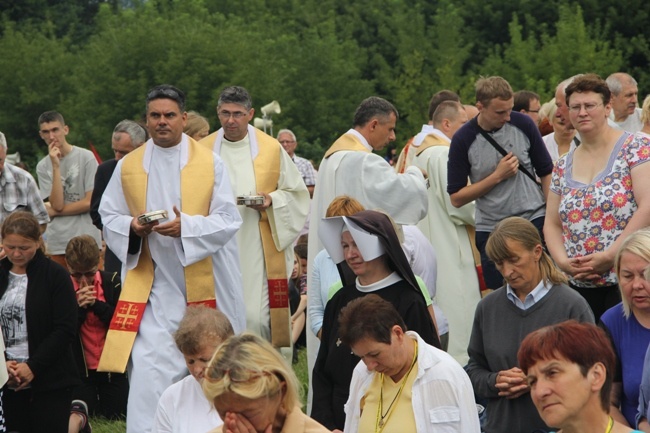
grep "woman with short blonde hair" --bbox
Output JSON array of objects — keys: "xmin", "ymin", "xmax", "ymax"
[
  {"xmin": 184, "ymin": 111, "xmax": 210, "ymax": 141},
  {"xmin": 601, "ymin": 227, "xmax": 650, "ymax": 427},
  {"xmin": 203, "ymin": 333, "xmax": 328, "ymax": 433}
]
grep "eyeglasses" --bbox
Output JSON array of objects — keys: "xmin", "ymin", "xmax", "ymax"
[
  {"xmin": 278, "ymin": 140, "xmax": 296, "ymax": 145},
  {"xmin": 568, "ymin": 103, "xmax": 602, "ymax": 113},
  {"xmin": 218, "ymin": 110, "xmax": 248, "ymax": 120},
  {"xmin": 205, "ymin": 367, "xmax": 271, "ymax": 384},
  {"xmin": 70, "ymin": 270, "xmax": 97, "ymax": 280}
]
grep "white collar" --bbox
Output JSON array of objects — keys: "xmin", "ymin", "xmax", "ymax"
[
  {"xmin": 213, "ymin": 124, "xmax": 260, "ymax": 159},
  {"xmin": 356, "ymin": 272, "xmax": 402, "ymax": 292}
]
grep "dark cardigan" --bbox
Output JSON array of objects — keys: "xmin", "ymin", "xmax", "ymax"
[{"xmin": 0, "ymin": 250, "xmax": 80, "ymax": 392}]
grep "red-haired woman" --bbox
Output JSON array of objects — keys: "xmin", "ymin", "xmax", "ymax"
[{"xmin": 518, "ymin": 320, "xmax": 643, "ymax": 433}]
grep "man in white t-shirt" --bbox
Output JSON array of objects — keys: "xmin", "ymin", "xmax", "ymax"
[{"xmin": 36, "ymin": 111, "xmax": 101, "ymax": 266}]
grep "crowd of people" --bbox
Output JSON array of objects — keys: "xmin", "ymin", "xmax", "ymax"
[{"xmin": 0, "ymin": 71, "xmax": 649, "ymax": 433}]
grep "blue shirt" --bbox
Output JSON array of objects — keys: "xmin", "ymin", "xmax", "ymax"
[
  {"xmin": 506, "ymin": 280, "xmax": 552, "ymax": 310},
  {"xmin": 600, "ymin": 303, "xmax": 650, "ymax": 426}
]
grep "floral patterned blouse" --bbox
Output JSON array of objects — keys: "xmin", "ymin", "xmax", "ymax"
[{"xmin": 550, "ymin": 132, "xmax": 650, "ymax": 288}]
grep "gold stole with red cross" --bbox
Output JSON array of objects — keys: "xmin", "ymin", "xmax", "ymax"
[
  {"xmin": 254, "ymin": 130, "xmax": 291, "ymax": 347},
  {"xmin": 97, "ymin": 139, "xmax": 216, "ymax": 373}
]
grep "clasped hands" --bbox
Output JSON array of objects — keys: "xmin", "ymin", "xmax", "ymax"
[
  {"xmin": 6, "ymin": 360, "xmax": 34, "ymax": 391},
  {"xmin": 495, "ymin": 367, "xmax": 529, "ymax": 399},
  {"xmin": 76, "ymin": 284, "xmax": 97, "ymax": 308},
  {"xmin": 562, "ymin": 251, "xmax": 614, "ymax": 281}
]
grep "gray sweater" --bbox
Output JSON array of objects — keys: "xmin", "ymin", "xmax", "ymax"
[{"xmin": 466, "ymin": 283, "xmax": 594, "ymax": 433}]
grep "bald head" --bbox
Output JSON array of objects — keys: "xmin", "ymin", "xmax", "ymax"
[{"xmin": 554, "ymin": 74, "xmax": 584, "ymax": 129}]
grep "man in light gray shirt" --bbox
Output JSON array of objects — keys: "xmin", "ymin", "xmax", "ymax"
[{"xmin": 36, "ymin": 111, "xmax": 101, "ymax": 266}]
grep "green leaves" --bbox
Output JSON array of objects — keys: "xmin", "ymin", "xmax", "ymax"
[{"xmin": 0, "ymin": 0, "xmax": 645, "ymax": 168}]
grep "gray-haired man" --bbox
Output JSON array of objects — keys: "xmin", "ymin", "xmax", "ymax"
[{"xmin": 90, "ymin": 120, "xmax": 147, "ymax": 273}]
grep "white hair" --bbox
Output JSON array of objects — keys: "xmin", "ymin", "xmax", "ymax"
[
  {"xmin": 276, "ymin": 129, "xmax": 296, "ymax": 141},
  {"xmin": 606, "ymin": 73, "xmax": 637, "ymax": 96},
  {"xmin": 0, "ymin": 132, "xmax": 6, "ymax": 150}
]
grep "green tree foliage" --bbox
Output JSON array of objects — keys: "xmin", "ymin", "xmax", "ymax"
[
  {"xmin": 0, "ymin": 0, "xmax": 646, "ymax": 168},
  {"xmin": 480, "ymin": 5, "xmax": 623, "ymax": 100},
  {"xmin": 0, "ymin": 20, "xmax": 74, "ymax": 169}
]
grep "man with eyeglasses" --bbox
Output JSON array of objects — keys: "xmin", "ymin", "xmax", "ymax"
[
  {"xmin": 99, "ymin": 84, "xmax": 246, "ymax": 433},
  {"xmin": 513, "ymin": 90, "xmax": 542, "ymax": 125},
  {"xmin": 606, "ymin": 72, "xmax": 643, "ymax": 132},
  {"xmin": 201, "ymin": 86, "xmax": 309, "ymax": 354},
  {"xmin": 36, "ymin": 111, "xmax": 102, "ymax": 267},
  {"xmin": 90, "ymin": 120, "xmax": 147, "ymax": 274},
  {"xmin": 277, "ymin": 129, "xmax": 317, "ymax": 197}
]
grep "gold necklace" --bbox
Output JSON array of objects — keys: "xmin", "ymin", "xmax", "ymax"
[
  {"xmin": 374, "ymin": 340, "xmax": 418, "ymax": 433},
  {"xmin": 604, "ymin": 416, "xmax": 613, "ymax": 433}
]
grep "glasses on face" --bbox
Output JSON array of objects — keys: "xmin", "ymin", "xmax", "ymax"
[
  {"xmin": 70, "ymin": 270, "xmax": 97, "ymax": 280},
  {"xmin": 568, "ymin": 102, "xmax": 602, "ymax": 113},
  {"xmin": 206, "ymin": 367, "xmax": 272, "ymax": 384},
  {"xmin": 218, "ymin": 110, "xmax": 248, "ymax": 120},
  {"xmin": 278, "ymin": 140, "xmax": 296, "ymax": 145}
]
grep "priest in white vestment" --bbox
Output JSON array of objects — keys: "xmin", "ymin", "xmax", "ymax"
[
  {"xmin": 412, "ymin": 101, "xmax": 481, "ymax": 365},
  {"xmin": 306, "ymin": 96, "xmax": 428, "ymax": 411},
  {"xmin": 99, "ymin": 85, "xmax": 245, "ymax": 433},
  {"xmin": 394, "ymin": 90, "xmax": 462, "ymax": 174},
  {"xmin": 201, "ymin": 86, "xmax": 309, "ymax": 347}
]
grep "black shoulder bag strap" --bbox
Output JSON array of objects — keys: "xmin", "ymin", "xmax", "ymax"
[{"xmin": 472, "ymin": 117, "xmax": 541, "ymax": 189}]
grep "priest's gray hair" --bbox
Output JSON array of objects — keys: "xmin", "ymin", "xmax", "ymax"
[
  {"xmin": 217, "ymin": 86, "xmax": 252, "ymax": 111},
  {"xmin": 146, "ymin": 84, "xmax": 186, "ymax": 112},
  {"xmin": 0, "ymin": 131, "xmax": 6, "ymax": 150},
  {"xmin": 353, "ymin": 96, "xmax": 398, "ymax": 127}
]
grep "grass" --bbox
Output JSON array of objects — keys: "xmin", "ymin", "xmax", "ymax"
[
  {"xmin": 90, "ymin": 348, "xmax": 310, "ymax": 433},
  {"xmin": 89, "ymin": 417, "xmax": 127, "ymax": 433}
]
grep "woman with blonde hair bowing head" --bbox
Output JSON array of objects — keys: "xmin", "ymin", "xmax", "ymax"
[
  {"xmin": 202, "ymin": 333, "xmax": 330, "ymax": 433},
  {"xmin": 600, "ymin": 228, "xmax": 650, "ymax": 427},
  {"xmin": 518, "ymin": 321, "xmax": 643, "ymax": 433}
]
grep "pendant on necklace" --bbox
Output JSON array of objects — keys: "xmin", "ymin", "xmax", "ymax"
[{"xmin": 336, "ymin": 338, "xmax": 342, "ymax": 347}]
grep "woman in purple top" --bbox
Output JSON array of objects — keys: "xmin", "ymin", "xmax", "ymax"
[{"xmin": 600, "ymin": 228, "xmax": 650, "ymax": 427}]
